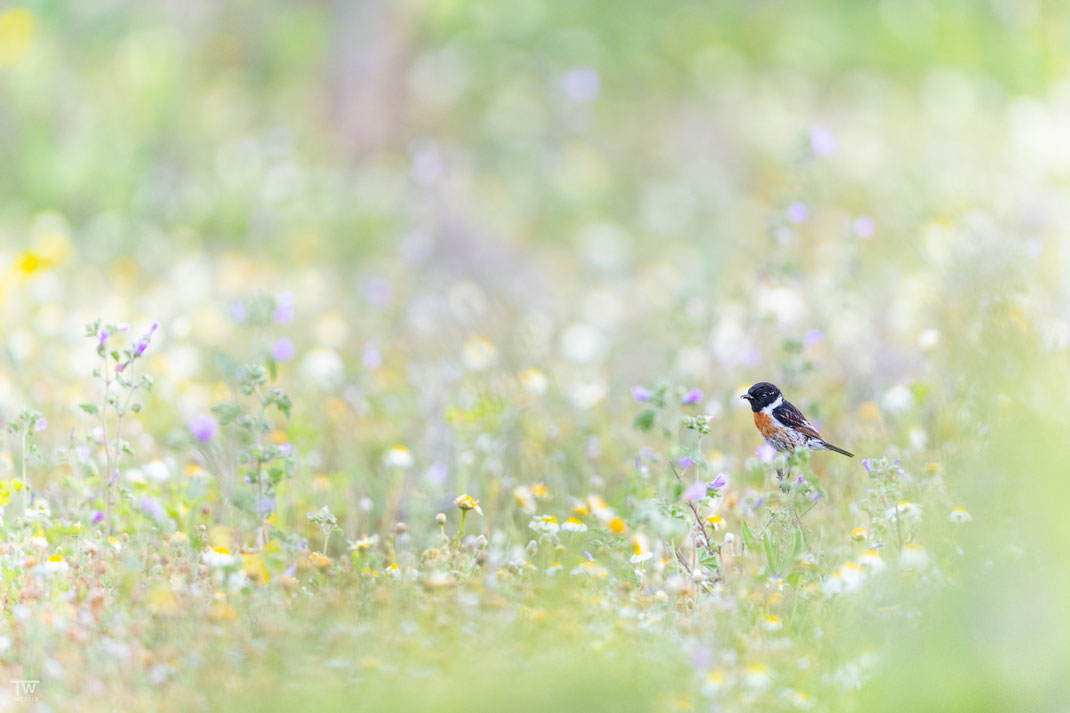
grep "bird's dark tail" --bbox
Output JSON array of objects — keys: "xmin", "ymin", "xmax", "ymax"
[{"xmin": 820, "ymin": 441, "xmax": 854, "ymax": 457}]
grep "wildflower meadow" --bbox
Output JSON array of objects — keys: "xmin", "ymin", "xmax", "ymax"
[{"xmin": 0, "ymin": 2, "xmax": 1067, "ymax": 711}]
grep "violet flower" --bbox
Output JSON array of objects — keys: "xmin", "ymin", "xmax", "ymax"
[
  {"xmin": 787, "ymin": 202, "xmax": 810, "ymax": 223},
  {"xmin": 682, "ymin": 480, "xmax": 707, "ymax": 503},
  {"xmin": 189, "ymin": 414, "xmax": 218, "ymax": 443},
  {"xmin": 631, "ymin": 385, "xmax": 650, "ymax": 402},
  {"xmin": 682, "ymin": 388, "xmax": 703, "ymax": 405},
  {"xmin": 756, "ymin": 444, "xmax": 777, "ymax": 463},
  {"xmin": 272, "ymin": 338, "xmax": 296, "ymax": 362}
]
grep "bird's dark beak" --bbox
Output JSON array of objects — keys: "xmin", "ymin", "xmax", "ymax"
[{"xmin": 741, "ymin": 394, "xmax": 752, "ymax": 401}]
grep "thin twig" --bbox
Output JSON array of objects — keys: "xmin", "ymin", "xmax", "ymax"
[{"xmin": 669, "ymin": 462, "xmax": 716, "ymax": 558}]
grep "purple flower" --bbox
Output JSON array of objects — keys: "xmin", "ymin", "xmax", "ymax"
[
  {"xmin": 188, "ymin": 414, "xmax": 218, "ymax": 443},
  {"xmin": 853, "ymin": 215, "xmax": 875, "ymax": 238},
  {"xmin": 631, "ymin": 385, "xmax": 650, "ymax": 402},
  {"xmin": 709, "ymin": 473, "xmax": 727, "ymax": 490},
  {"xmin": 256, "ymin": 497, "xmax": 276, "ymax": 514},
  {"xmin": 363, "ymin": 346, "xmax": 382, "ymax": 370},
  {"xmin": 796, "ymin": 475, "xmax": 805, "ymax": 484},
  {"xmin": 756, "ymin": 444, "xmax": 777, "ymax": 463},
  {"xmin": 810, "ymin": 124, "xmax": 836, "ymax": 156},
  {"xmin": 583, "ymin": 551, "xmax": 594, "ymax": 562},
  {"xmin": 92, "ymin": 510, "xmax": 104, "ymax": 523},
  {"xmin": 33, "ymin": 417, "xmax": 47, "ymax": 433},
  {"xmin": 861, "ymin": 458, "xmax": 872, "ymax": 472},
  {"xmin": 809, "ymin": 491, "xmax": 823, "ymax": 501},
  {"xmin": 117, "ymin": 323, "xmax": 130, "ymax": 332},
  {"xmin": 803, "ymin": 329, "xmax": 823, "ymax": 349},
  {"xmin": 562, "ymin": 66, "xmax": 601, "ymax": 102},
  {"xmin": 278, "ymin": 443, "xmax": 292, "ymax": 456},
  {"xmin": 678, "ymin": 456, "xmax": 694, "ymax": 470},
  {"xmin": 273, "ymin": 292, "xmax": 295, "ymax": 324},
  {"xmin": 682, "ymin": 388, "xmax": 703, "ymax": 405},
  {"xmin": 366, "ymin": 278, "xmax": 393, "ymax": 308},
  {"xmin": 99, "ymin": 329, "xmax": 110, "ymax": 347},
  {"xmin": 272, "ymin": 338, "xmax": 296, "ymax": 362},
  {"xmin": 134, "ymin": 322, "xmax": 159, "ymax": 357},
  {"xmin": 787, "ymin": 202, "xmax": 810, "ymax": 223},
  {"xmin": 140, "ymin": 496, "xmax": 165, "ymax": 522},
  {"xmin": 682, "ymin": 480, "xmax": 707, "ymax": 503},
  {"xmin": 424, "ymin": 462, "xmax": 448, "ymax": 486}
]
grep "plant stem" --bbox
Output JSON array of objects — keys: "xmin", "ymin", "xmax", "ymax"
[{"xmin": 669, "ymin": 461, "xmax": 722, "ymax": 581}]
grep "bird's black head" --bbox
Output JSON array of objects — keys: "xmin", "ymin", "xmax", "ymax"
[{"xmin": 741, "ymin": 382, "xmax": 782, "ymax": 412}]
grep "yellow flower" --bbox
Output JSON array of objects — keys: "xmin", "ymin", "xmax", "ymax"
[
  {"xmin": 384, "ymin": 446, "xmax": 414, "ymax": 468},
  {"xmin": 312, "ymin": 474, "xmax": 332, "ymax": 492},
  {"xmin": 630, "ymin": 535, "xmax": 653, "ymax": 564},
  {"xmin": 147, "ymin": 585, "xmax": 179, "ymax": 615},
  {"xmin": 454, "ymin": 494, "xmax": 482, "ymax": 515},
  {"xmin": 561, "ymin": 516, "xmax": 587, "ymax": 533},
  {"xmin": 15, "ymin": 251, "xmax": 48, "ymax": 276},
  {"xmin": 608, "ymin": 517, "xmax": 626, "ymax": 534},
  {"xmin": 519, "ymin": 368, "xmax": 549, "ymax": 396},
  {"xmin": 586, "ymin": 495, "xmax": 612, "ymax": 520},
  {"xmin": 513, "ymin": 485, "xmax": 535, "ymax": 514},
  {"xmin": 241, "ymin": 553, "xmax": 271, "ymax": 585},
  {"xmin": 0, "ymin": 8, "xmax": 35, "ymax": 67},
  {"xmin": 706, "ymin": 514, "xmax": 726, "ymax": 530},
  {"xmin": 850, "ymin": 527, "xmax": 867, "ymax": 542},
  {"xmin": 761, "ymin": 615, "xmax": 783, "ymax": 632},
  {"xmin": 858, "ymin": 401, "xmax": 882, "ymax": 422},
  {"xmin": 531, "ymin": 483, "xmax": 550, "ymax": 500},
  {"xmin": 948, "ymin": 507, "xmax": 972, "ymax": 523}
]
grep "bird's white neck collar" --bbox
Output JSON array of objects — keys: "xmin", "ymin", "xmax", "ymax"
[{"xmin": 761, "ymin": 395, "xmax": 783, "ymax": 414}]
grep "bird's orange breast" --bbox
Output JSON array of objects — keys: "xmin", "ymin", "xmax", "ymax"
[{"xmin": 753, "ymin": 411, "xmax": 777, "ymax": 438}]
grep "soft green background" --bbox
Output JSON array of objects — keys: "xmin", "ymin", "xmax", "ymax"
[{"xmin": 1, "ymin": 1, "xmax": 1067, "ymax": 711}]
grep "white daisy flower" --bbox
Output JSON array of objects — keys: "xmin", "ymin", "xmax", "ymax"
[
  {"xmin": 203, "ymin": 547, "xmax": 236, "ymax": 568},
  {"xmin": 948, "ymin": 507, "xmax": 972, "ymax": 523}
]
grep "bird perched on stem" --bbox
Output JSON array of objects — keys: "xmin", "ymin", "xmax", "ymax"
[{"xmin": 741, "ymin": 382, "xmax": 853, "ymax": 479}]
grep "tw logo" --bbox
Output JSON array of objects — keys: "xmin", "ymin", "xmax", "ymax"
[{"xmin": 11, "ymin": 680, "xmax": 39, "ymax": 702}]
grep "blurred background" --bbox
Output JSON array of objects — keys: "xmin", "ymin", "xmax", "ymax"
[{"xmin": 1, "ymin": 1, "xmax": 1068, "ymax": 711}]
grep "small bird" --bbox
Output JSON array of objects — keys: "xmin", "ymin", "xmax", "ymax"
[{"xmin": 741, "ymin": 382, "xmax": 853, "ymax": 477}]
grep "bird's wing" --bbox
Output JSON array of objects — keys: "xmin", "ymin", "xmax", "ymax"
[{"xmin": 773, "ymin": 401, "xmax": 824, "ymax": 441}]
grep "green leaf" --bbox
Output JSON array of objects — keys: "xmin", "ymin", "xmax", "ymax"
[
  {"xmin": 790, "ymin": 527, "xmax": 804, "ymax": 564},
  {"xmin": 741, "ymin": 519, "xmax": 759, "ymax": 554},
  {"xmin": 632, "ymin": 409, "xmax": 656, "ymax": 431},
  {"xmin": 211, "ymin": 403, "xmax": 241, "ymax": 426},
  {"xmin": 699, "ymin": 551, "xmax": 720, "ymax": 570},
  {"xmin": 762, "ymin": 530, "xmax": 779, "ymax": 574},
  {"xmin": 805, "ymin": 473, "xmax": 827, "ymax": 499},
  {"xmin": 79, "ymin": 403, "xmax": 99, "ymax": 415}
]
